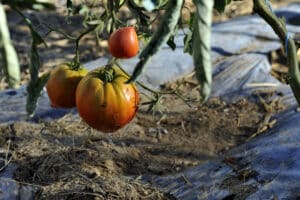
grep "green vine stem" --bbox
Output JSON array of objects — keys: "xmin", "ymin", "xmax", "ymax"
[
  {"xmin": 114, "ymin": 62, "xmax": 159, "ymax": 96},
  {"xmin": 253, "ymin": 0, "xmax": 300, "ymax": 105},
  {"xmin": 44, "ymin": 23, "xmax": 96, "ymax": 70},
  {"xmin": 72, "ymin": 26, "xmax": 97, "ymax": 70},
  {"xmin": 44, "ymin": 23, "xmax": 76, "ymax": 40},
  {"xmin": 114, "ymin": 62, "xmax": 194, "ymax": 111}
]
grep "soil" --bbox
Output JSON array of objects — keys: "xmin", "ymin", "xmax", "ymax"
[
  {"xmin": 0, "ymin": 0, "xmax": 297, "ymax": 199},
  {"xmin": 0, "ymin": 76, "xmax": 285, "ymax": 199}
]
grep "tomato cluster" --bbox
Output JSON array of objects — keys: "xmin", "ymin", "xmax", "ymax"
[{"xmin": 46, "ymin": 27, "xmax": 140, "ymax": 132}]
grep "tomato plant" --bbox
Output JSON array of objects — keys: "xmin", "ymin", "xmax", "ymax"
[
  {"xmin": 46, "ymin": 63, "xmax": 88, "ymax": 108},
  {"xmin": 108, "ymin": 27, "xmax": 139, "ymax": 59},
  {"xmin": 2, "ymin": 0, "xmax": 299, "ymax": 116},
  {"xmin": 76, "ymin": 65, "xmax": 140, "ymax": 132}
]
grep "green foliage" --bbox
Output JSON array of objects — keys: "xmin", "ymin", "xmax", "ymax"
[
  {"xmin": 214, "ymin": 0, "xmax": 232, "ymax": 13},
  {"xmin": 127, "ymin": 0, "xmax": 151, "ymax": 28},
  {"xmin": 13, "ymin": 7, "xmax": 48, "ymax": 116},
  {"xmin": 128, "ymin": 0, "xmax": 184, "ymax": 82},
  {"xmin": 166, "ymin": 35, "xmax": 176, "ymax": 51},
  {"xmin": 183, "ymin": 13, "xmax": 194, "ymax": 55},
  {"xmin": 0, "ymin": 3, "xmax": 20, "ymax": 88},
  {"xmin": 2, "ymin": 0, "xmax": 298, "ymax": 116},
  {"xmin": 66, "ymin": 0, "xmax": 73, "ymax": 16},
  {"xmin": 192, "ymin": 0, "xmax": 213, "ymax": 102},
  {"xmin": 26, "ymin": 73, "xmax": 49, "ymax": 117},
  {"xmin": 26, "ymin": 40, "xmax": 48, "ymax": 116},
  {"xmin": 213, "ymin": 0, "xmax": 243, "ymax": 13},
  {"xmin": 253, "ymin": 0, "xmax": 300, "ymax": 106}
]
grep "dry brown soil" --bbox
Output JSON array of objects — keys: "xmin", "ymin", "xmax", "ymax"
[{"xmin": 0, "ymin": 76, "xmax": 285, "ymax": 199}]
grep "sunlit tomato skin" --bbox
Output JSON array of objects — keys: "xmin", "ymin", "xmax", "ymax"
[
  {"xmin": 75, "ymin": 65, "xmax": 140, "ymax": 132},
  {"xmin": 108, "ymin": 27, "xmax": 139, "ymax": 59},
  {"xmin": 46, "ymin": 63, "xmax": 88, "ymax": 108}
]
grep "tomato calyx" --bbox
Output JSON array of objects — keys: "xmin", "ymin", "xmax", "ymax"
[
  {"xmin": 69, "ymin": 59, "xmax": 82, "ymax": 71},
  {"xmin": 99, "ymin": 65, "xmax": 115, "ymax": 82}
]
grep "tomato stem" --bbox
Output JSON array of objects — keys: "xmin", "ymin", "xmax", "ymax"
[
  {"xmin": 99, "ymin": 67, "xmax": 114, "ymax": 82},
  {"xmin": 43, "ymin": 23, "xmax": 76, "ymax": 40},
  {"xmin": 113, "ymin": 61, "xmax": 158, "ymax": 95},
  {"xmin": 254, "ymin": 0, "xmax": 300, "ymax": 106},
  {"xmin": 71, "ymin": 26, "xmax": 97, "ymax": 70},
  {"xmin": 112, "ymin": 61, "xmax": 195, "ymax": 114},
  {"xmin": 107, "ymin": 57, "xmax": 119, "ymax": 67}
]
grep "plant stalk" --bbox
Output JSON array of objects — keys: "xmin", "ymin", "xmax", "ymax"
[
  {"xmin": 72, "ymin": 26, "xmax": 97, "ymax": 70},
  {"xmin": 253, "ymin": 0, "xmax": 300, "ymax": 106}
]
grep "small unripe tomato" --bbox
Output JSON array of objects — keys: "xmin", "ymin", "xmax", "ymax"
[
  {"xmin": 108, "ymin": 27, "xmax": 139, "ymax": 59},
  {"xmin": 76, "ymin": 65, "xmax": 140, "ymax": 132},
  {"xmin": 46, "ymin": 63, "xmax": 88, "ymax": 108}
]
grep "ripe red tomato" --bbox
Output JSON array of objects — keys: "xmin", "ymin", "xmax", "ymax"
[
  {"xmin": 76, "ymin": 65, "xmax": 140, "ymax": 132},
  {"xmin": 108, "ymin": 27, "xmax": 139, "ymax": 58},
  {"xmin": 46, "ymin": 63, "xmax": 88, "ymax": 108}
]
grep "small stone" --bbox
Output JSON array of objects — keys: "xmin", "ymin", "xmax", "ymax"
[{"xmin": 148, "ymin": 127, "xmax": 157, "ymax": 134}]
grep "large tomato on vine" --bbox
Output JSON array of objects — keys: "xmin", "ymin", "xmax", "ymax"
[
  {"xmin": 75, "ymin": 65, "xmax": 140, "ymax": 132},
  {"xmin": 108, "ymin": 27, "xmax": 139, "ymax": 59},
  {"xmin": 46, "ymin": 63, "xmax": 88, "ymax": 108}
]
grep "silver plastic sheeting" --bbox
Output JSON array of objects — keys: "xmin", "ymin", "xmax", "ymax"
[
  {"xmin": 143, "ymin": 108, "xmax": 300, "ymax": 200},
  {"xmin": 0, "ymin": 164, "xmax": 37, "ymax": 200},
  {"xmin": 1, "ymin": 2, "xmax": 300, "ymax": 200}
]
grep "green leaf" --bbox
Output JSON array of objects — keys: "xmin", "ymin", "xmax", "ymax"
[
  {"xmin": 127, "ymin": 0, "xmax": 150, "ymax": 27},
  {"xmin": 183, "ymin": 13, "xmax": 194, "ymax": 55},
  {"xmin": 166, "ymin": 35, "xmax": 176, "ymax": 51},
  {"xmin": 128, "ymin": 0, "xmax": 184, "ymax": 82},
  {"xmin": 13, "ymin": 7, "xmax": 48, "ymax": 116},
  {"xmin": 192, "ymin": 0, "xmax": 214, "ymax": 102},
  {"xmin": 0, "ymin": 3, "xmax": 20, "ymax": 88},
  {"xmin": 214, "ymin": 0, "xmax": 231, "ymax": 13},
  {"xmin": 183, "ymin": 31, "xmax": 193, "ymax": 54},
  {"xmin": 67, "ymin": 0, "xmax": 73, "ymax": 16},
  {"xmin": 26, "ymin": 73, "xmax": 50, "ymax": 116},
  {"xmin": 26, "ymin": 43, "xmax": 48, "ymax": 116}
]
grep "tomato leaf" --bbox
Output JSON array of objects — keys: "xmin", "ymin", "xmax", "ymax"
[
  {"xmin": 183, "ymin": 13, "xmax": 194, "ymax": 55},
  {"xmin": 183, "ymin": 31, "xmax": 193, "ymax": 54},
  {"xmin": 65, "ymin": 0, "xmax": 73, "ymax": 24},
  {"xmin": 67, "ymin": 0, "xmax": 73, "ymax": 14},
  {"xmin": 26, "ymin": 73, "xmax": 50, "ymax": 117},
  {"xmin": 128, "ymin": 0, "xmax": 184, "ymax": 82},
  {"xmin": 167, "ymin": 35, "xmax": 176, "ymax": 51},
  {"xmin": 214, "ymin": 0, "xmax": 243, "ymax": 13},
  {"xmin": 13, "ymin": 7, "xmax": 48, "ymax": 116},
  {"xmin": 192, "ymin": 0, "xmax": 214, "ymax": 102},
  {"xmin": 127, "ymin": 0, "xmax": 150, "ymax": 27},
  {"xmin": 214, "ymin": 0, "xmax": 231, "ymax": 13},
  {"xmin": 0, "ymin": 3, "xmax": 20, "ymax": 88}
]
